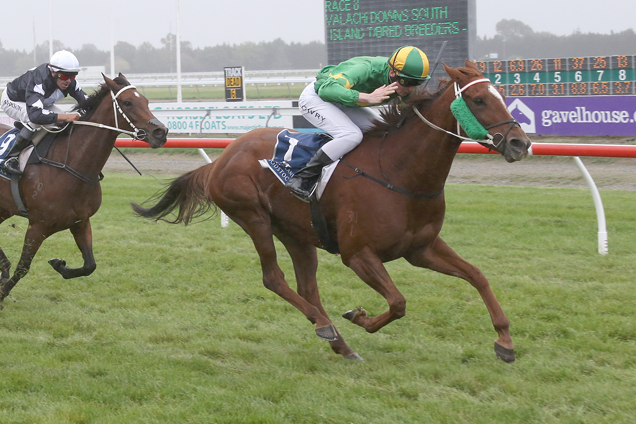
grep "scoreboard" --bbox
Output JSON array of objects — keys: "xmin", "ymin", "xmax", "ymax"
[
  {"xmin": 325, "ymin": 0, "xmax": 476, "ymax": 67},
  {"xmin": 476, "ymin": 55, "xmax": 636, "ymax": 96}
]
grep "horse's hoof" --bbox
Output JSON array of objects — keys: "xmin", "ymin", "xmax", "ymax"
[
  {"xmin": 494, "ymin": 342, "xmax": 515, "ymax": 363},
  {"xmin": 342, "ymin": 307, "xmax": 366, "ymax": 322},
  {"xmin": 345, "ymin": 352, "xmax": 364, "ymax": 361},
  {"xmin": 48, "ymin": 258, "xmax": 66, "ymax": 269},
  {"xmin": 342, "ymin": 309, "xmax": 357, "ymax": 321},
  {"xmin": 315, "ymin": 324, "xmax": 338, "ymax": 342}
]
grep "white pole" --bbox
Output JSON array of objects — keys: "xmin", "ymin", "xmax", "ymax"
[
  {"xmin": 176, "ymin": 0, "xmax": 183, "ymax": 103},
  {"xmin": 110, "ymin": 0, "xmax": 116, "ymax": 77},
  {"xmin": 49, "ymin": 0, "xmax": 53, "ymax": 59},
  {"xmin": 573, "ymin": 157, "xmax": 608, "ymax": 255},
  {"xmin": 32, "ymin": 19, "xmax": 37, "ymax": 65}
]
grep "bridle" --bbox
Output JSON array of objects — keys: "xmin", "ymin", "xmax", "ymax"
[
  {"xmin": 72, "ymin": 84, "xmax": 158, "ymax": 140},
  {"xmin": 412, "ymin": 77, "xmax": 520, "ymax": 150},
  {"xmin": 36, "ymin": 84, "xmax": 158, "ymax": 183}
]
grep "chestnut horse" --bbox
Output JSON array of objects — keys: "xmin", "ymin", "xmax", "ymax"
[
  {"xmin": 0, "ymin": 74, "xmax": 167, "ymax": 303},
  {"xmin": 133, "ymin": 61, "xmax": 531, "ymax": 362}
]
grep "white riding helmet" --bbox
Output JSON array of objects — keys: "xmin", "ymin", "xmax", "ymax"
[{"xmin": 49, "ymin": 50, "xmax": 80, "ymax": 74}]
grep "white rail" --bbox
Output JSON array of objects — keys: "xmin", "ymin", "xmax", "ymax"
[{"xmin": 0, "ymin": 70, "xmax": 319, "ymax": 89}]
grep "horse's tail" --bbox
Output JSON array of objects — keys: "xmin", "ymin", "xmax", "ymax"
[{"xmin": 131, "ymin": 166, "xmax": 215, "ymax": 225}]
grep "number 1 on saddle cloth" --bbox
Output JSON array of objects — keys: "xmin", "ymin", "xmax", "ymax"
[{"xmin": 259, "ymin": 130, "xmax": 336, "ymax": 197}]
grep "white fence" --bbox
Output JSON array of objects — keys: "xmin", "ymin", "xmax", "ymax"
[{"xmin": 0, "ymin": 70, "xmax": 318, "ymax": 101}]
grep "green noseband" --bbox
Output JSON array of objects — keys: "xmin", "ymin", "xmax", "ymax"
[{"xmin": 450, "ymin": 97, "xmax": 489, "ymax": 140}]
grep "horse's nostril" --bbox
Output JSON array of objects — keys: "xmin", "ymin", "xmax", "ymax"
[
  {"xmin": 153, "ymin": 127, "xmax": 167, "ymax": 139},
  {"xmin": 509, "ymin": 138, "xmax": 528, "ymax": 152}
]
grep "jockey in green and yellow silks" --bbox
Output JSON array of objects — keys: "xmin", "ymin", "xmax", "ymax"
[{"xmin": 286, "ymin": 46, "xmax": 430, "ymax": 200}]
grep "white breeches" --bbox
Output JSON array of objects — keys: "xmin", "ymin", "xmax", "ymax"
[
  {"xmin": 1, "ymin": 89, "xmax": 64, "ymax": 131},
  {"xmin": 298, "ymin": 82, "xmax": 382, "ymax": 160}
]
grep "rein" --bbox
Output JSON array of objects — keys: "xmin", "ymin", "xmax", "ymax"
[{"xmin": 38, "ymin": 84, "xmax": 145, "ymax": 183}]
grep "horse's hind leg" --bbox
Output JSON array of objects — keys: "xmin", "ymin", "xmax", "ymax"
[
  {"xmin": 48, "ymin": 219, "xmax": 96, "ymax": 279},
  {"xmin": 277, "ymin": 231, "xmax": 362, "ymax": 360},
  {"xmin": 404, "ymin": 236, "xmax": 515, "ymax": 363},
  {"xmin": 230, "ymin": 211, "xmax": 338, "ymax": 343}
]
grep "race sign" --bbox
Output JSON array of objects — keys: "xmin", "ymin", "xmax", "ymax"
[
  {"xmin": 224, "ymin": 66, "xmax": 245, "ymax": 102},
  {"xmin": 324, "ymin": 0, "xmax": 476, "ymax": 68}
]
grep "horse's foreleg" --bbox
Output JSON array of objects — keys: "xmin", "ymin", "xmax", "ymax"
[
  {"xmin": 279, "ymin": 232, "xmax": 362, "ymax": 360},
  {"xmin": 343, "ymin": 246, "xmax": 407, "ymax": 334},
  {"xmin": 405, "ymin": 236, "xmax": 515, "ymax": 363},
  {"xmin": 0, "ymin": 248, "xmax": 10, "ymax": 282},
  {"xmin": 0, "ymin": 211, "xmax": 13, "ymax": 281},
  {"xmin": 0, "ymin": 224, "xmax": 48, "ymax": 301},
  {"xmin": 48, "ymin": 219, "xmax": 96, "ymax": 279}
]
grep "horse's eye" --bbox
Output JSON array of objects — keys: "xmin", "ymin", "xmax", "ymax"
[
  {"xmin": 473, "ymin": 97, "xmax": 485, "ymax": 106},
  {"xmin": 123, "ymin": 101, "xmax": 133, "ymax": 107}
]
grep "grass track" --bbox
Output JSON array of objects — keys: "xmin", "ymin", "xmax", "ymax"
[{"xmin": 1, "ymin": 174, "xmax": 635, "ymax": 423}]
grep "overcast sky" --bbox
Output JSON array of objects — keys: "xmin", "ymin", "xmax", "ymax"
[{"xmin": 1, "ymin": 0, "xmax": 634, "ymax": 52}]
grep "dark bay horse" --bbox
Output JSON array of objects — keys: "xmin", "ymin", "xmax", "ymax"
[
  {"xmin": 0, "ymin": 74, "xmax": 167, "ymax": 303},
  {"xmin": 133, "ymin": 61, "xmax": 531, "ymax": 362}
]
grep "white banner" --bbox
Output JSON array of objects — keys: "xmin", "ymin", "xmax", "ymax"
[{"xmin": 150, "ymin": 101, "xmax": 297, "ymax": 134}]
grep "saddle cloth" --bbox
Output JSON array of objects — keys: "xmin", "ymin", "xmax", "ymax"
[
  {"xmin": 259, "ymin": 129, "xmax": 339, "ymax": 200},
  {"xmin": 0, "ymin": 128, "xmax": 54, "ymax": 180},
  {"xmin": 0, "ymin": 129, "xmax": 26, "ymax": 179}
]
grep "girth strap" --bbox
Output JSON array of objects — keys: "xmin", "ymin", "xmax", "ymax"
[
  {"xmin": 10, "ymin": 174, "xmax": 28, "ymax": 217},
  {"xmin": 37, "ymin": 156, "xmax": 104, "ymax": 184},
  {"xmin": 309, "ymin": 198, "xmax": 340, "ymax": 254}
]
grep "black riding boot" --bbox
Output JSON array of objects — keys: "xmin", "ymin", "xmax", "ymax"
[
  {"xmin": 1, "ymin": 128, "xmax": 34, "ymax": 176},
  {"xmin": 285, "ymin": 149, "xmax": 334, "ymax": 200}
]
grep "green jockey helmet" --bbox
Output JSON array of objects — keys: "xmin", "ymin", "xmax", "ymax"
[{"xmin": 387, "ymin": 46, "xmax": 430, "ymax": 86}]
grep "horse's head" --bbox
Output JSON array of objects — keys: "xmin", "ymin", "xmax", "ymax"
[
  {"xmin": 102, "ymin": 73, "xmax": 168, "ymax": 148},
  {"xmin": 443, "ymin": 60, "xmax": 531, "ymax": 163}
]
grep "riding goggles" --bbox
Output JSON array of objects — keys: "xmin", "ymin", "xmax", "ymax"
[
  {"xmin": 57, "ymin": 73, "xmax": 77, "ymax": 81},
  {"xmin": 391, "ymin": 74, "xmax": 429, "ymax": 87}
]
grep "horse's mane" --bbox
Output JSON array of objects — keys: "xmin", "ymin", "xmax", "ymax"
[
  {"xmin": 73, "ymin": 76, "xmax": 131, "ymax": 121},
  {"xmin": 368, "ymin": 78, "xmax": 453, "ymax": 134}
]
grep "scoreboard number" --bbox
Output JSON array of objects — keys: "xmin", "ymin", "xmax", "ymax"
[{"xmin": 476, "ymin": 55, "xmax": 636, "ymax": 96}]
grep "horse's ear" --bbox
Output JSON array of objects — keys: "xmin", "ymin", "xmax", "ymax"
[
  {"xmin": 465, "ymin": 59, "xmax": 479, "ymax": 71},
  {"xmin": 443, "ymin": 62, "xmax": 460, "ymax": 81},
  {"xmin": 102, "ymin": 73, "xmax": 119, "ymax": 91}
]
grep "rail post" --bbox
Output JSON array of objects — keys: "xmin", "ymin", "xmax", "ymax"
[{"xmin": 573, "ymin": 157, "xmax": 608, "ymax": 255}]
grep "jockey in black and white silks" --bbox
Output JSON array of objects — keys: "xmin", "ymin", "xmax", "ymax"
[{"xmin": 0, "ymin": 50, "xmax": 88, "ymax": 175}]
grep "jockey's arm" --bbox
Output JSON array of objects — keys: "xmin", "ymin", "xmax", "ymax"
[{"xmin": 56, "ymin": 113, "xmax": 81, "ymax": 123}]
